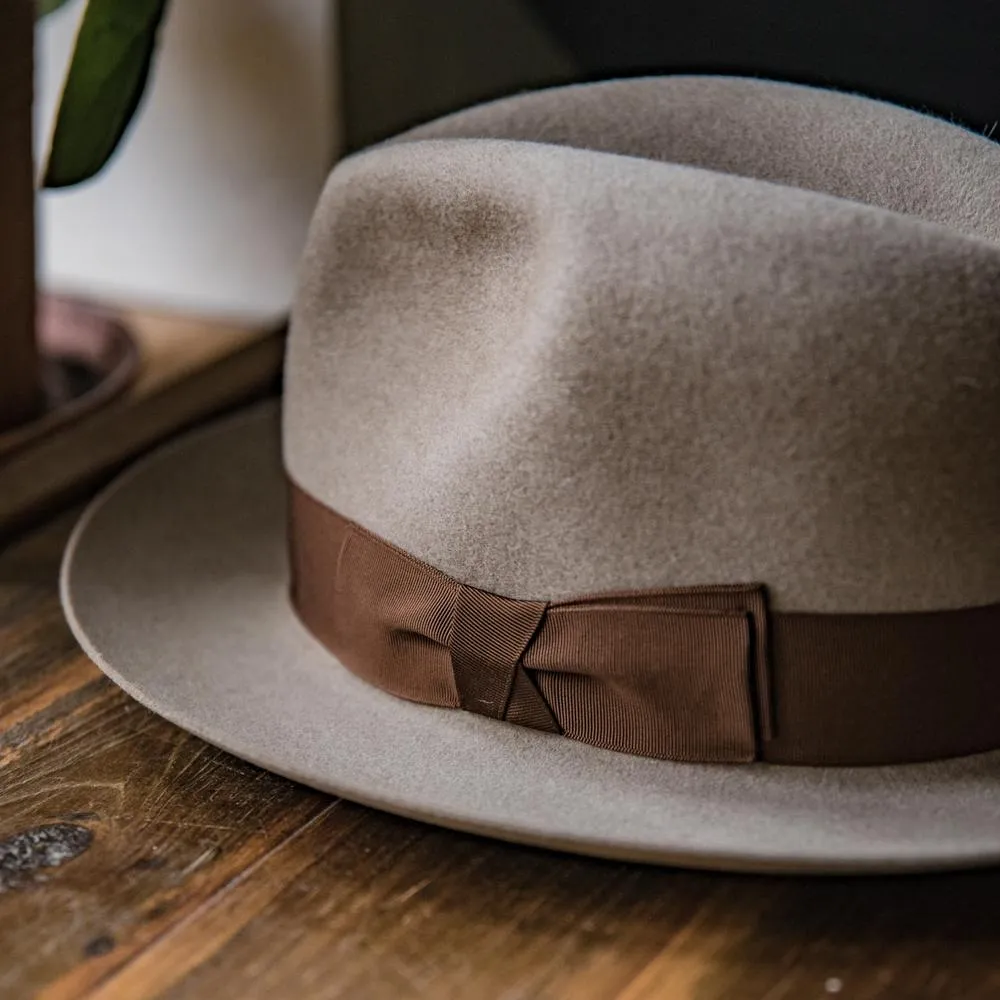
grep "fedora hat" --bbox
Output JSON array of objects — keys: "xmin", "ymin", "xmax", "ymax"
[{"xmin": 61, "ymin": 76, "xmax": 1000, "ymax": 874}]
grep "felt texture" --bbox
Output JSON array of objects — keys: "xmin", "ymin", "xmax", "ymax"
[
  {"xmin": 60, "ymin": 404, "xmax": 1000, "ymax": 873},
  {"xmin": 285, "ymin": 77, "xmax": 1000, "ymax": 612}
]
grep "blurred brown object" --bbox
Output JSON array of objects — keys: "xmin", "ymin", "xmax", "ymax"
[
  {"xmin": 0, "ymin": 311, "xmax": 284, "ymax": 539},
  {"xmin": 0, "ymin": 0, "xmax": 41, "ymax": 433},
  {"xmin": 0, "ymin": 297, "xmax": 140, "ymax": 462}
]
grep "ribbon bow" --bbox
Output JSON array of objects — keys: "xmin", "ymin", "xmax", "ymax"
[{"xmin": 289, "ymin": 485, "xmax": 772, "ymax": 763}]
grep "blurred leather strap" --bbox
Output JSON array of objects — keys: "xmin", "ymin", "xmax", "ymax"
[{"xmin": 288, "ymin": 481, "xmax": 1000, "ymax": 766}]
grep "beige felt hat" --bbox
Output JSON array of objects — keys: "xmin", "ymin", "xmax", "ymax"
[{"xmin": 61, "ymin": 76, "xmax": 1000, "ymax": 874}]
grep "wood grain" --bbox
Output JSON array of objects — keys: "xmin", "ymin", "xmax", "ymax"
[
  {"xmin": 0, "ymin": 513, "xmax": 329, "ymax": 999},
  {"xmin": 3, "ymin": 508, "xmax": 1000, "ymax": 999}
]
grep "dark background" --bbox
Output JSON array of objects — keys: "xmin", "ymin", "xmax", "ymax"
[{"xmin": 527, "ymin": 0, "xmax": 1000, "ymax": 135}]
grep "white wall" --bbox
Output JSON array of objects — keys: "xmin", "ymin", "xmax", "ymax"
[{"xmin": 36, "ymin": 0, "xmax": 339, "ymax": 323}]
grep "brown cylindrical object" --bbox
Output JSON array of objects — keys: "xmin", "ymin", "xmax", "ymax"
[{"xmin": 0, "ymin": 0, "xmax": 40, "ymax": 433}]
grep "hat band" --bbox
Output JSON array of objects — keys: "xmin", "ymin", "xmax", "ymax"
[{"xmin": 288, "ymin": 481, "xmax": 1000, "ymax": 766}]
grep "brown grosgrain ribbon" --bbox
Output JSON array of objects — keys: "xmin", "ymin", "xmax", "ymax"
[{"xmin": 289, "ymin": 483, "xmax": 1000, "ymax": 766}]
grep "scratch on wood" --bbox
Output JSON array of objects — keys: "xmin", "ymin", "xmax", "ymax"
[
  {"xmin": 180, "ymin": 845, "xmax": 221, "ymax": 876},
  {"xmin": 148, "ymin": 820, "xmax": 240, "ymax": 832},
  {"xmin": 0, "ymin": 779, "xmax": 127, "ymax": 810},
  {"xmin": 0, "ymin": 823, "xmax": 93, "ymax": 892},
  {"xmin": 388, "ymin": 876, "xmax": 433, "ymax": 907}
]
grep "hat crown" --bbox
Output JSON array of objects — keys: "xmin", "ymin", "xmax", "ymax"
[{"xmin": 285, "ymin": 77, "xmax": 1000, "ymax": 613}]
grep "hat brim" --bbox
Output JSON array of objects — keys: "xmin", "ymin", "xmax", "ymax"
[{"xmin": 60, "ymin": 402, "xmax": 1000, "ymax": 874}]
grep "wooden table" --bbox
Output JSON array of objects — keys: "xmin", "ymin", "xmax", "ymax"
[{"xmin": 3, "ymin": 500, "xmax": 1000, "ymax": 998}]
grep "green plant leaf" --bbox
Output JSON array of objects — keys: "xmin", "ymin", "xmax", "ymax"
[
  {"xmin": 43, "ymin": 0, "xmax": 170, "ymax": 188},
  {"xmin": 36, "ymin": 0, "xmax": 75, "ymax": 18}
]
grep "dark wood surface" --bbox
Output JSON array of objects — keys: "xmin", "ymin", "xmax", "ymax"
[{"xmin": 3, "ymin": 510, "xmax": 1000, "ymax": 999}]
